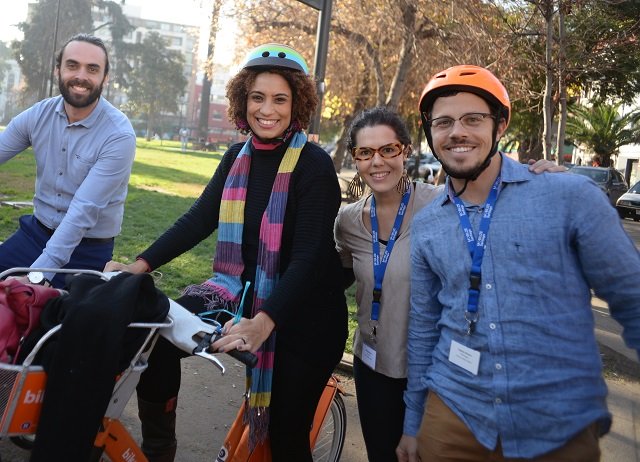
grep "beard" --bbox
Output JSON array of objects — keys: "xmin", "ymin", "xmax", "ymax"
[
  {"xmin": 439, "ymin": 157, "xmax": 487, "ymax": 180},
  {"xmin": 58, "ymin": 75, "xmax": 104, "ymax": 109},
  {"xmin": 438, "ymin": 143, "xmax": 499, "ymax": 181}
]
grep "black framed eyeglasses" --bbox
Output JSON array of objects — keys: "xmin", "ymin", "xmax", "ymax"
[
  {"xmin": 351, "ymin": 142, "xmax": 405, "ymax": 161},
  {"xmin": 425, "ymin": 112, "xmax": 495, "ymax": 132}
]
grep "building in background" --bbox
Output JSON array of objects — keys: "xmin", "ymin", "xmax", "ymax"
[
  {"xmin": 4, "ymin": 2, "xmax": 242, "ymax": 147},
  {"xmin": 92, "ymin": 2, "xmax": 242, "ymax": 145},
  {"xmin": 0, "ymin": 59, "xmax": 23, "ymax": 124},
  {"xmin": 191, "ymin": 69, "xmax": 247, "ymax": 149},
  {"xmin": 93, "ymin": 3, "xmax": 200, "ymax": 139}
]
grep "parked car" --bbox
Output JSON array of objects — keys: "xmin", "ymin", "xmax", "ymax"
[
  {"xmin": 567, "ymin": 166, "xmax": 628, "ymax": 206},
  {"xmin": 616, "ymin": 180, "xmax": 640, "ymax": 221},
  {"xmin": 407, "ymin": 152, "xmax": 441, "ymax": 183}
]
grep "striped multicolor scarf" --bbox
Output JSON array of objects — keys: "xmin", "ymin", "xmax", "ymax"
[{"xmin": 187, "ymin": 131, "xmax": 306, "ymax": 449}]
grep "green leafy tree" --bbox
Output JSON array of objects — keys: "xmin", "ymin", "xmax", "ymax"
[
  {"xmin": 94, "ymin": 1, "xmax": 135, "ymax": 96},
  {"xmin": 124, "ymin": 32, "xmax": 187, "ymax": 140},
  {"xmin": 12, "ymin": 0, "xmax": 93, "ymax": 102},
  {"xmin": 12, "ymin": 0, "xmax": 131, "ymax": 103},
  {"xmin": 491, "ymin": 0, "xmax": 640, "ymax": 159},
  {"xmin": 566, "ymin": 101, "xmax": 640, "ymax": 167}
]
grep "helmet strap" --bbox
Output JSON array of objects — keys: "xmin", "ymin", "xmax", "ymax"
[{"xmin": 424, "ymin": 112, "xmax": 501, "ymax": 184}]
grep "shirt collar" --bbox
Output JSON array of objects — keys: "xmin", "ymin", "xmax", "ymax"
[
  {"xmin": 54, "ymin": 95, "xmax": 105, "ymax": 128},
  {"xmin": 438, "ymin": 153, "xmax": 533, "ymax": 206}
]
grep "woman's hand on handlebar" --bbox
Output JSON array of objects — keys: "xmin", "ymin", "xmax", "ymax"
[
  {"xmin": 104, "ymin": 259, "xmax": 149, "ymax": 274},
  {"xmin": 212, "ymin": 312, "xmax": 275, "ymax": 354}
]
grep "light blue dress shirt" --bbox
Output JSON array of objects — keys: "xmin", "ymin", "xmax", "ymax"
[
  {"xmin": 0, "ymin": 95, "xmax": 136, "ymax": 273},
  {"xmin": 404, "ymin": 155, "xmax": 640, "ymax": 458}
]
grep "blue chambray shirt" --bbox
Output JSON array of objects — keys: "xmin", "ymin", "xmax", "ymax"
[
  {"xmin": 404, "ymin": 155, "xmax": 640, "ymax": 458},
  {"xmin": 0, "ymin": 96, "xmax": 136, "ymax": 277}
]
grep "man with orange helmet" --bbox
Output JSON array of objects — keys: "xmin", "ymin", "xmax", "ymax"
[{"xmin": 397, "ymin": 65, "xmax": 640, "ymax": 462}]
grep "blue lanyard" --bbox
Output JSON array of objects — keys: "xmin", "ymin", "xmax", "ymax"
[
  {"xmin": 450, "ymin": 177, "xmax": 500, "ymax": 335},
  {"xmin": 370, "ymin": 189, "xmax": 411, "ymax": 335}
]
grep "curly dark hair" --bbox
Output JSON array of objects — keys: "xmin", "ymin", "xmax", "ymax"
[{"xmin": 226, "ymin": 67, "xmax": 318, "ymax": 134}]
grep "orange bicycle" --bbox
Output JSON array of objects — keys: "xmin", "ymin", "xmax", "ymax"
[{"xmin": 0, "ymin": 268, "xmax": 346, "ymax": 462}]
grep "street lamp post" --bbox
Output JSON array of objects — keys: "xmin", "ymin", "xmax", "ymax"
[
  {"xmin": 48, "ymin": 0, "xmax": 62, "ymax": 97},
  {"xmin": 297, "ymin": 0, "xmax": 333, "ymax": 143}
]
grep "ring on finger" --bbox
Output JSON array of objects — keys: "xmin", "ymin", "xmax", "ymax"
[{"xmin": 240, "ymin": 337, "xmax": 247, "ymax": 345}]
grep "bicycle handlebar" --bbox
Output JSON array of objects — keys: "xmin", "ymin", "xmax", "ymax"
[
  {"xmin": 162, "ymin": 298, "xmax": 258, "ymax": 372},
  {"xmin": 0, "ymin": 268, "xmax": 258, "ymax": 372},
  {"xmin": 194, "ymin": 332, "xmax": 258, "ymax": 369}
]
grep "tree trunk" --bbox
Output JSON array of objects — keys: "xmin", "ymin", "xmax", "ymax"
[
  {"xmin": 541, "ymin": 0, "xmax": 555, "ymax": 161},
  {"xmin": 198, "ymin": 0, "xmax": 222, "ymax": 142},
  {"xmin": 332, "ymin": 52, "xmax": 371, "ymax": 173},
  {"xmin": 555, "ymin": 0, "xmax": 567, "ymax": 166},
  {"xmin": 385, "ymin": 0, "xmax": 416, "ymax": 110}
]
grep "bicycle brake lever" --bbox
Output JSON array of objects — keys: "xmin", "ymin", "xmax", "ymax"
[
  {"xmin": 193, "ymin": 331, "xmax": 259, "ymax": 370},
  {"xmin": 193, "ymin": 333, "xmax": 226, "ymax": 374}
]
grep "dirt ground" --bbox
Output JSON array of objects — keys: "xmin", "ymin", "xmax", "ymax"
[{"xmin": 0, "ymin": 345, "xmax": 636, "ymax": 461}]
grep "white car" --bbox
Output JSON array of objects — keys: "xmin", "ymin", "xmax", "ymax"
[
  {"xmin": 616, "ymin": 180, "xmax": 640, "ymax": 221},
  {"xmin": 406, "ymin": 152, "xmax": 441, "ymax": 183}
]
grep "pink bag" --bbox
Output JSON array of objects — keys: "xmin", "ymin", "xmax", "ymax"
[{"xmin": 0, "ymin": 279, "xmax": 60, "ymax": 364}]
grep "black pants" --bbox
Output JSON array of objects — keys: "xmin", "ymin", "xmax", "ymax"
[
  {"xmin": 353, "ymin": 355, "xmax": 407, "ymax": 462},
  {"xmin": 137, "ymin": 295, "xmax": 339, "ymax": 462}
]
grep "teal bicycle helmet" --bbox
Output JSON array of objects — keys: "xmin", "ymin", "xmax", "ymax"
[{"xmin": 240, "ymin": 43, "xmax": 309, "ymax": 75}]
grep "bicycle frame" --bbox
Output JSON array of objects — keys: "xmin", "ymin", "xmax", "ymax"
[
  {"xmin": 310, "ymin": 375, "xmax": 343, "ymax": 446},
  {"xmin": 0, "ymin": 268, "xmax": 346, "ymax": 462}
]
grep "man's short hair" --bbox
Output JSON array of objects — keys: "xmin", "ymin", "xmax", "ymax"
[{"xmin": 56, "ymin": 33, "xmax": 110, "ymax": 75}]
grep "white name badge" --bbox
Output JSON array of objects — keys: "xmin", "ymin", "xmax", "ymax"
[
  {"xmin": 449, "ymin": 340, "xmax": 480, "ymax": 375},
  {"xmin": 361, "ymin": 342, "xmax": 377, "ymax": 370}
]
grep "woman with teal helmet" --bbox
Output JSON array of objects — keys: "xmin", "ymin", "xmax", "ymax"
[
  {"xmin": 106, "ymin": 43, "xmax": 347, "ymax": 461},
  {"xmin": 240, "ymin": 43, "xmax": 310, "ymax": 73}
]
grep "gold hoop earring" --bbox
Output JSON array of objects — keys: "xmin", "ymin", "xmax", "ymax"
[
  {"xmin": 347, "ymin": 172, "xmax": 366, "ymax": 200},
  {"xmin": 396, "ymin": 168, "xmax": 411, "ymax": 194}
]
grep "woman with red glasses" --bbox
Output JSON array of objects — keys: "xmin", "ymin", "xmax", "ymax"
[{"xmin": 334, "ymin": 106, "xmax": 563, "ymax": 462}]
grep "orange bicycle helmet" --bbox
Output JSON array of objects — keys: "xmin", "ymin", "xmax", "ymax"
[
  {"xmin": 419, "ymin": 65, "xmax": 510, "ymax": 128},
  {"xmin": 418, "ymin": 65, "xmax": 511, "ymax": 185}
]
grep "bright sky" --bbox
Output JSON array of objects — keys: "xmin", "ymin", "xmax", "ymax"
[{"xmin": 0, "ymin": 0, "xmax": 235, "ymax": 64}]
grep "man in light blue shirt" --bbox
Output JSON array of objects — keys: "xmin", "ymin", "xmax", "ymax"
[
  {"xmin": 0, "ymin": 34, "xmax": 135, "ymax": 287},
  {"xmin": 397, "ymin": 65, "xmax": 640, "ymax": 462}
]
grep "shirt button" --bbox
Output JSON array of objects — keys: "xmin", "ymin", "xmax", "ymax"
[
  {"xmin": 495, "ymin": 363, "xmax": 502, "ymax": 370},
  {"xmin": 59, "ymin": 172, "xmax": 63, "ymax": 175},
  {"xmin": 489, "ymin": 323, "xmax": 496, "ymax": 330},
  {"xmin": 495, "ymin": 398, "xmax": 502, "ymax": 404},
  {"xmin": 485, "ymin": 283, "xmax": 492, "ymax": 290},
  {"xmin": 62, "ymin": 148, "xmax": 66, "ymax": 152}
]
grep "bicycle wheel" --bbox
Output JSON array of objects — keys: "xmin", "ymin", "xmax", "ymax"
[
  {"xmin": 312, "ymin": 393, "xmax": 346, "ymax": 462},
  {"xmin": 9, "ymin": 435, "xmax": 35, "ymax": 450}
]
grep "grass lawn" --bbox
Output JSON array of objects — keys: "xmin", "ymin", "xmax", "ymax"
[{"xmin": 0, "ymin": 137, "xmax": 358, "ymax": 353}]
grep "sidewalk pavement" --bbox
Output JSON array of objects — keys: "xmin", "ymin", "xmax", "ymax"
[{"xmin": 337, "ymin": 298, "xmax": 640, "ymax": 462}]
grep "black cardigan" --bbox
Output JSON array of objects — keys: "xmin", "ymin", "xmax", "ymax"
[{"xmin": 140, "ymin": 140, "xmax": 348, "ymax": 366}]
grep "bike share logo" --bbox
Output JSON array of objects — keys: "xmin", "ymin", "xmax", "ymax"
[
  {"xmin": 216, "ymin": 446, "xmax": 229, "ymax": 461},
  {"xmin": 23, "ymin": 388, "xmax": 45, "ymax": 404},
  {"xmin": 122, "ymin": 448, "xmax": 138, "ymax": 462}
]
